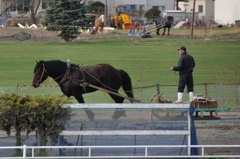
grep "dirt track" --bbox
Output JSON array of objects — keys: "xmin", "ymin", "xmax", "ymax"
[
  {"xmin": 195, "ymin": 111, "xmax": 240, "ymax": 156},
  {"xmin": 1, "ymin": 27, "xmax": 240, "ymax": 42}
]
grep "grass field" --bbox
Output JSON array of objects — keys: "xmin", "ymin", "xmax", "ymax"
[{"xmin": 0, "ymin": 29, "xmax": 240, "ymax": 87}]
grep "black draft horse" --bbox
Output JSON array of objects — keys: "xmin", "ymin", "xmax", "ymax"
[
  {"xmin": 32, "ymin": 60, "xmax": 134, "ymax": 121},
  {"xmin": 155, "ymin": 16, "xmax": 174, "ymax": 35}
]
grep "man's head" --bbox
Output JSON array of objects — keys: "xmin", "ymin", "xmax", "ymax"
[{"xmin": 177, "ymin": 46, "xmax": 186, "ymax": 54}]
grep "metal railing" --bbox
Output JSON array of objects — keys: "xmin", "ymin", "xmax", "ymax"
[
  {"xmin": 0, "ymin": 104, "xmax": 239, "ymax": 158},
  {"xmin": 0, "ymin": 145, "xmax": 240, "ymax": 158}
]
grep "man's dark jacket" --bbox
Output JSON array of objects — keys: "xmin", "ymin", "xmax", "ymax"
[{"xmin": 173, "ymin": 52, "xmax": 195, "ymax": 74}]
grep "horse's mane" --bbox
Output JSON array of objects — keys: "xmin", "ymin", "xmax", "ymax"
[{"xmin": 36, "ymin": 60, "xmax": 68, "ymax": 75}]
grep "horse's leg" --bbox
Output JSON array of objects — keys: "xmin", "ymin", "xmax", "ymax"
[
  {"xmin": 162, "ymin": 27, "xmax": 166, "ymax": 35},
  {"xmin": 95, "ymin": 26, "xmax": 98, "ymax": 34},
  {"xmin": 75, "ymin": 95, "xmax": 94, "ymax": 121},
  {"xmin": 156, "ymin": 28, "xmax": 160, "ymax": 35},
  {"xmin": 167, "ymin": 26, "xmax": 170, "ymax": 35},
  {"xmin": 109, "ymin": 93, "xmax": 126, "ymax": 120}
]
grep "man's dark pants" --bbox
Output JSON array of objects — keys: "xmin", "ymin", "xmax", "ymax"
[{"xmin": 178, "ymin": 73, "xmax": 194, "ymax": 93}]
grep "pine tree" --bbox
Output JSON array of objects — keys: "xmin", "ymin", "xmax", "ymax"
[{"xmin": 44, "ymin": 0, "xmax": 90, "ymax": 42}]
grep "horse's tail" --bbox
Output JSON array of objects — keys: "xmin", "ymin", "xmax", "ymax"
[{"xmin": 119, "ymin": 70, "xmax": 134, "ymax": 102}]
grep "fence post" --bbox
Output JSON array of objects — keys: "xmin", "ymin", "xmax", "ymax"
[
  {"xmin": 204, "ymin": 83, "xmax": 208, "ymax": 97},
  {"xmin": 23, "ymin": 145, "xmax": 26, "ymax": 159},
  {"xmin": 156, "ymin": 84, "xmax": 160, "ymax": 94},
  {"xmin": 235, "ymin": 84, "xmax": 240, "ymax": 107},
  {"xmin": 16, "ymin": 84, "xmax": 19, "ymax": 95}
]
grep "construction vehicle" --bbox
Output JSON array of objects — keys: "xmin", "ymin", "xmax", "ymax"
[{"xmin": 110, "ymin": 5, "xmax": 141, "ymax": 30}]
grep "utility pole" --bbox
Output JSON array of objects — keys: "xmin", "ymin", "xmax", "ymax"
[
  {"xmin": 104, "ymin": 0, "xmax": 107, "ymax": 26},
  {"xmin": 191, "ymin": 0, "xmax": 196, "ymax": 36}
]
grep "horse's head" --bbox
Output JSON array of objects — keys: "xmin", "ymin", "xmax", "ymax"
[
  {"xmin": 32, "ymin": 60, "xmax": 48, "ymax": 88},
  {"xmin": 167, "ymin": 16, "xmax": 174, "ymax": 23}
]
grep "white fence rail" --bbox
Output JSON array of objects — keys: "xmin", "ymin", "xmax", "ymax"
[{"xmin": 0, "ymin": 145, "xmax": 240, "ymax": 158}]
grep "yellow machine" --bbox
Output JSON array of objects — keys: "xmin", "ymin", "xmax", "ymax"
[{"xmin": 110, "ymin": 5, "xmax": 141, "ymax": 29}]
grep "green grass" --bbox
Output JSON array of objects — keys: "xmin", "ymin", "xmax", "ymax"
[{"xmin": 0, "ymin": 31, "xmax": 240, "ymax": 87}]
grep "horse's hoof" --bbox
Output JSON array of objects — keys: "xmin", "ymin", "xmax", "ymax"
[
  {"xmin": 111, "ymin": 110, "xmax": 126, "ymax": 120},
  {"xmin": 86, "ymin": 117, "xmax": 94, "ymax": 121},
  {"xmin": 111, "ymin": 117, "xmax": 118, "ymax": 121},
  {"xmin": 111, "ymin": 115, "xmax": 120, "ymax": 121},
  {"xmin": 121, "ymin": 110, "xmax": 126, "ymax": 117}
]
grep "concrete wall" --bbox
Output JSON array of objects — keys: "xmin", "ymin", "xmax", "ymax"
[
  {"xmin": 205, "ymin": 0, "xmax": 214, "ymax": 20},
  {"xmin": 163, "ymin": 10, "xmax": 186, "ymax": 22},
  {"xmin": 163, "ymin": 10, "xmax": 199, "ymax": 22}
]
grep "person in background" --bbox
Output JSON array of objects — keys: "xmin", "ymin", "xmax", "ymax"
[
  {"xmin": 87, "ymin": 22, "xmax": 94, "ymax": 33},
  {"xmin": 133, "ymin": 21, "xmax": 139, "ymax": 32}
]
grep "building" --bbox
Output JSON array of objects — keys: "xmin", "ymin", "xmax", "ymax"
[
  {"xmin": 188, "ymin": 0, "xmax": 214, "ymax": 21},
  {"xmin": 188, "ymin": 0, "xmax": 240, "ymax": 25},
  {"xmin": 86, "ymin": 0, "xmax": 175, "ymax": 16},
  {"xmin": 163, "ymin": 10, "xmax": 198, "ymax": 22},
  {"xmin": 215, "ymin": 0, "xmax": 240, "ymax": 25},
  {"xmin": 2, "ymin": 0, "xmax": 239, "ymax": 26},
  {"xmin": 0, "ymin": 0, "xmax": 46, "ymax": 18},
  {"xmin": 0, "ymin": 0, "xmax": 12, "ymax": 16}
]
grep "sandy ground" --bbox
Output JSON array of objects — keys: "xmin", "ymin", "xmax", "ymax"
[{"xmin": 195, "ymin": 111, "xmax": 240, "ymax": 156}]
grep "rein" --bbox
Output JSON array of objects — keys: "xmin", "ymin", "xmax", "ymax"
[
  {"xmin": 68, "ymin": 65, "xmax": 125, "ymax": 93},
  {"xmin": 81, "ymin": 82, "xmax": 141, "ymax": 103},
  {"xmin": 84, "ymin": 69, "xmax": 122, "ymax": 92},
  {"xmin": 138, "ymin": 69, "xmax": 171, "ymax": 82}
]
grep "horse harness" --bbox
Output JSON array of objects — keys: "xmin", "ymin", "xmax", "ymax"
[
  {"xmin": 157, "ymin": 18, "xmax": 172, "ymax": 29},
  {"xmin": 146, "ymin": 17, "xmax": 171, "ymax": 34},
  {"xmin": 58, "ymin": 61, "xmax": 87, "ymax": 88}
]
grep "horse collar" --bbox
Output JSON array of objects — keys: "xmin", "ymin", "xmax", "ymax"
[
  {"xmin": 79, "ymin": 64, "xmax": 86, "ymax": 82},
  {"xmin": 58, "ymin": 62, "xmax": 71, "ymax": 85}
]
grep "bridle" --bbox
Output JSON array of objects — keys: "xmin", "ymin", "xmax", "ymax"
[
  {"xmin": 37, "ymin": 63, "xmax": 64, "ymax": 84},
  {"xmin": 38, "ymin": 63, "xmax": 48, "ymax": 83}
]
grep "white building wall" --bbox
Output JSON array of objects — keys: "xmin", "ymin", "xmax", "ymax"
[{"xmin": 215, "ymin": 0, "xmax": 240, "ymax": 25}]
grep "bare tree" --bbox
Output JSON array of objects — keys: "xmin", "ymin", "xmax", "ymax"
[{"xmin": 25, "ymin": 0, "xmax": 41, "ymax": 24}]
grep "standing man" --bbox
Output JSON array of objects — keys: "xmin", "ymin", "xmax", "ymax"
[{"xmin": 170, "ymin": 46, "xmax": 195, "ymax": 103}]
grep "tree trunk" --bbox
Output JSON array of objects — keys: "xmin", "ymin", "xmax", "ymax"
[
  {"xmin": 15, "ymin": 129, "xmax": 22, "ymax": 154},
  {"xmin": 37, "ymin": 127, "xmax": 47, "ymax": 154},
  {"xmin": 31, "ymin": 13, "xmax": 37, "ymax": 24},
  {"xmin": 26, "ymin": 0, "xmax": 41, "ymax": 24}
]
